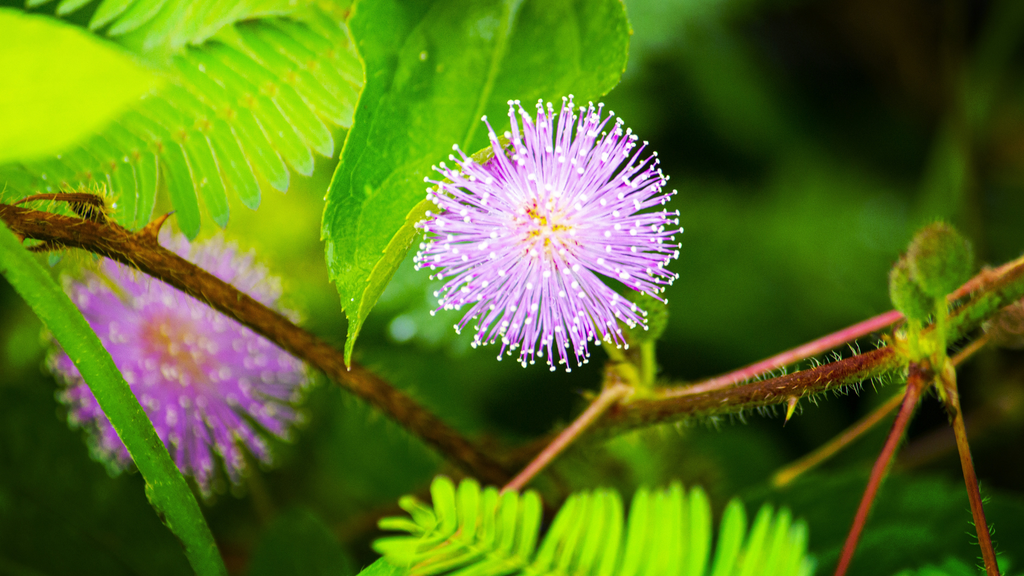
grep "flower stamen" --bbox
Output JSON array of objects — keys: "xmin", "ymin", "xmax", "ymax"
[{"xmin": 414, "ymin": 97, "xmax": 683, "ymax": 370}]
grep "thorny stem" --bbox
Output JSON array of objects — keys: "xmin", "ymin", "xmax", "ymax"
[
  {"xmin": 503, "ymin": 383, "xmax": 632, "ymax": 493},
  {"xmin": 4, "ymin": 202, "xmax": 1024, "ymax": 479},
  {"xmin": 640, "ymin": 341, "xmax": 657, "ymax": 388},
  {"xmin": 834, "ymin": 363, "xmax": 930, "ymax": 576},
  {"xmin": 0, "ymin": 203, "xmax": 511, "ymax": 486},
  {"xmin": 603, "ymin": 347, "xmax": 902, "ymax": 433},
  {"xmin": 941, "ymin": 363, "xmax": 1001, "ymax": 575},
  {"xmin": 771, "ymin": 334, "xmax": 990, "ymax": 488},
  {"xmin": 669, "ymin": 310, "xmax": 903, "ymax": 398},
  {"xmin": 598, "ymin": 253, "xmax": 1024, "ymax": 434}
]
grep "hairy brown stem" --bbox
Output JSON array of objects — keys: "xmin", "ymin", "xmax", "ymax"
[
  {"xmin": 665, "ymin": 258, "xmax": 1015, "ymax": 401},
  {"xmin": 0, "ymin": 203, "xmax": 511, "ymax": 485},
  {"xmin": 834, "ymin": 362, "xmax": 930, "ymax": 576},
  {"xmin": 5, "ymin": 202, "xmax": 1024, "ymax": 482}
]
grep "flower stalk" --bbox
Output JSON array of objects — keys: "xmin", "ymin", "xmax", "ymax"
[
  {"xmin": 833, "ymin": 361, "xmax": 930, "ymax": 576},
  {"xmin": 941, "ymin": 359, "xmax": 1001, "ymax": 575},
  {"xmin": 503, "ymin": 383, "xmax": 632, "ymax": 493}
]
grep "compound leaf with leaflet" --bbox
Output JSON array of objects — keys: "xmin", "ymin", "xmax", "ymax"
[{"xmin": 364, "ymin": 476, "xmax": 814, "ymax": 576}]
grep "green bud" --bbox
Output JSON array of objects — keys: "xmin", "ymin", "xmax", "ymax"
[
  {"xmin": 906, "ymin": 222, "xmax": 974, "ymax": 298},
  {"xmin": 623, "ymin": 292, "xmax": 669, "ymax": 345},
  {"xmin": 889, "ymin": 257, "xmax": 933, "ymax": 322}
]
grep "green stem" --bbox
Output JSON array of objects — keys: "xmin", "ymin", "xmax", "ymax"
[
  {"xmin": 933, "ymin": 298, "xmax": 950, "ymax": 404},
  {"xmin": 601, "ymin": 339, "xmax": 641, "ymax": 388},
  {"xmin": 640, "ymin": 342, "xmax": 657, "ymax": 388},
  {"xmin": 0, "ymin": 222, "xmax": 227, "ymax": 576},
  {"xmin": 934, "ymin": 298, "xmax": 949, "ymax": 355}
]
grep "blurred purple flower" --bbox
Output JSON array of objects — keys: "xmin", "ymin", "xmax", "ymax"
[
  {"xmin": 415, "ymin": 97, "xmax": 682, "ymax": 371},
  {"xmin": 48, "ymin": 233, "xmax": 308, "ymax": 493}
]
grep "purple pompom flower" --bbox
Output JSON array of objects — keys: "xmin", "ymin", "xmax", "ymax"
[
  {"xmin": 48, "ymin": 233, "xmax": 308, "ymax": 493},
  {"xmin": 414, "ymin": 97, "xmax": 682, "ymax": 371}
]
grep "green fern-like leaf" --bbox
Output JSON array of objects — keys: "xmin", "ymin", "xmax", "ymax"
[
  {"xmin": 372, "ymin": 476, "xmax": 815, "ymax": 576},
  {"xmin": 37, "ymin": 0, "xmax": 310, "ymax": 54},
  {"xmin": 0, "ymin": 4, "xmax": 362, "ymax": 237}
]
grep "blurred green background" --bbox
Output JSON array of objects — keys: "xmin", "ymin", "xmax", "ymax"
[{"xmin": 3, "ymin": 0, "xmax": 1024, "ymax": 574}]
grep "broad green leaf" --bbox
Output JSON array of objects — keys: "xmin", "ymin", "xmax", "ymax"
[
  {"xmin": 0, "ymin": 9, "xmax": 159, "ymax": 164},
  {"xmin": 0, "ymin": 222, "xmax": 226, "ymax": 576},
  {"xmin": 321, "ymin": 0, "xmax": 631, "ymax": 363},
  {"xmin": 339, "ymin": 198, "xmax": 434, "ymax": 362}
]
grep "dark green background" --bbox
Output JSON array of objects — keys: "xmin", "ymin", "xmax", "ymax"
[{"xmin": 3, "ymin": 0, "xmax": 1024, "ymax": 574}]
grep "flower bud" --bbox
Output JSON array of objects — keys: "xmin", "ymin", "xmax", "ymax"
[
  {"xmin": 889, "ymin": 256, "xmax": 932, "ymax": 322},
  {"xmin": 906, "ymin": 222, "xmax": 974, "ymax": 298}
]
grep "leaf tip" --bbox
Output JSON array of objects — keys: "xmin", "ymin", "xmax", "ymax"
[{"xmin": 343, "ymin": 315, "xmax": 363, "ymax": 369}]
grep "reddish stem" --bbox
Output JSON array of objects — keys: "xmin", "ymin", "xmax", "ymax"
[
  {"xmin": 667, "ymin": 256, "xmax": 1024, "ymax": 400},
  {"xmin": 943, "ymin": 367, "xmax": 1001, "ymax": 575},
  {"xmin": 667, "ymin": 310, "xmax": 904, "ymax": 398},
  {"xmin": 772, "ymin": 334, "xmax": 990, "ymax": 488},
  {"xmin": 953, "ymin": 255, "xmax": 1024, "ymax": 301},
  {"xmin": 834, "ymin": 363, "xmax": 929, "ymax": 576}
]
